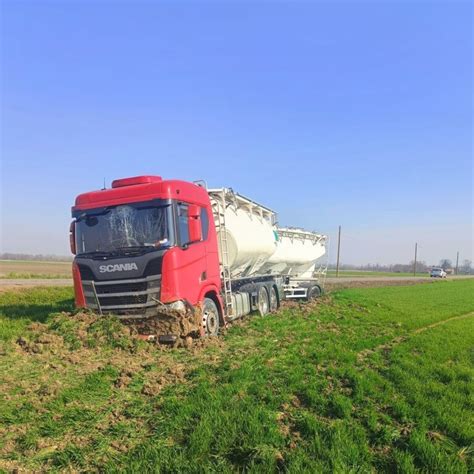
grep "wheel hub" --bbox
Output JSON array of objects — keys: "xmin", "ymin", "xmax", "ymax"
[
  {"xmin": 258, "ymin": 287, "xmax": 269, "ymax": 315},
  {"xmin": 203, "ymin": 310, "xmax": 218, "ymax": 335}
]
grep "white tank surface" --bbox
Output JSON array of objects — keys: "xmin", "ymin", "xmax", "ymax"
[
  {"xmin": 261, "ymin": 228, "xmax": 327, "ymax": 277},
  {"xmin": 269, "ymin": 228, "xmax": 326, "ymax": 265},
  {"xmin": 208, "ymin": 188, "xmax": 327, "ymax": 279},
  {"xmin": 208, "ymin": 189, "xmax": 278, "ymax": 277}
]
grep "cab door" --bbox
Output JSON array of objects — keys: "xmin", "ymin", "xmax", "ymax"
[{"xmin": 172, "ymin": 202, "xmax": 207, "ymax": 304}]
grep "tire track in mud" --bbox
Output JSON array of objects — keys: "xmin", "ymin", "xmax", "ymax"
[
  {"xmin": 412, "ymin": 312, "xmax": 474, "ymax": 334},
  {"xmin": 357, "ymin": 312, "xmax": 474, "ymax": 363}
]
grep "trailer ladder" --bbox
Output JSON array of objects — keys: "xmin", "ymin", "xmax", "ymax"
[{"xmin": 212, "ymin": 192, "xmax": 234, "ymax": 316}]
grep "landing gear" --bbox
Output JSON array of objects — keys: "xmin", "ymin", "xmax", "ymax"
[
  {"xmin": 257, "ymin": 286, "xmax": 270, "ymax": 316},
  {"xmin": 202, "ymin": 298, "xmax": 220, "ymax": 336}
]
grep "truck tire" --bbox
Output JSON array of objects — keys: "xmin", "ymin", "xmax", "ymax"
[
  {"xmin": 202, "ymin": 298, "xmax": 220, "ymax": 336},
  {"xmin": 257, "ymin": 286, "xmax": 270, "ymax": 316},
  {"xmin": 269, "ymin": 286, "xmax": 278, "ymax": 312},
  {"xmin": 307, "ymin": 285, "xmax": 321, "ymax": 301}
]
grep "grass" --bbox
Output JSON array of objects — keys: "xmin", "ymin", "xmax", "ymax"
[
  {"xmin": 327, "ymin": 270, "xmax": 430, "ymax": 278},
  {"xmin": 0, "ymin": 280, "xmax": 473, "ymax": 472},
  {"xmin": 0, "ymin": 260, "xmax": 72, "ymax": 278},
  {"xmin": 0, "ymin": 287, "xmax": 74, "ymax": 341},
  {"xmin": 0, "ymin": 272, "xmax": 71, "ymax": 279}
]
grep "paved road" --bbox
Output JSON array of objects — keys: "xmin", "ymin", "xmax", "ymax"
[
  {"xmin": 324, "ymin": 275, "xmax": 473, "ymax": 290},
  {"xmin": 325, "ymin": 275, "xmax": 473, "ymax": 283},
  {"xmin": 1, "ymin": 275, "xmax": 472, "ymax": 292}
]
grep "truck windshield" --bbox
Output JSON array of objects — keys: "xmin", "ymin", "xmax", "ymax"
[{"xmin": 75, "ymin": 201, "xmax": 173, "ymax": 256}]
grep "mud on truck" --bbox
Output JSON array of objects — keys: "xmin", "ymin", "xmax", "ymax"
[{"xmin": 70, "ymin": 176, "xmax": 327, "ymax": 343}]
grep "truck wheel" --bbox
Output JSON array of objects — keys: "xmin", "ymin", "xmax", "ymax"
[
  {"xmin": 269, "ymin": 286, "xmax": 278, "ymax": 312},
  {"xmin": 257, "ymin": 286, "xmax": 270, "ymax": 316},
  {"xmin": 307, "ymin": 285, "xmax": 321, "ymax": 301},
  {"xmin": 202, "ymin": 298, "xmax": 220, "ymax": 336}
]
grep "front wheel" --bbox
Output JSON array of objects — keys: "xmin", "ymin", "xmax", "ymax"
[{"xmin": 202, "ymin": 298, "xmax": 220, "ymax": 336}]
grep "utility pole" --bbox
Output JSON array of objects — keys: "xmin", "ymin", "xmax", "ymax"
[
  {"xmin": 336, "ymin": 225, "xmax": 341, "ymax": 277},
  {"xmin": 455, "ymin": 251, "xmax": 459, "ymax": 275},
  {"xmin": 413, "ymin": 242, "xmax": 418, "ymax": 276}
]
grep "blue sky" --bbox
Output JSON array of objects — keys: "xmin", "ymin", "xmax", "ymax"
[{"xmin": 1, "ymin": 1, "xmax": 472, "ymax": 265}]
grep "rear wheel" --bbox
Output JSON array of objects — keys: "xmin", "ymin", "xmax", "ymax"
[
  {"xmin": 202, "ymin": 298, "xmax": 220, "ymax": 336},
  {"xmin": 257, "ymin": 286, "xmax": 270, "ymax": 316},
  {"xmin": 307, "ymin": 285, "xmax": 321, "ymax": 301},
  {"xmin": 269, "ymin": 286, "xmax": 278, "ymax": 312}
]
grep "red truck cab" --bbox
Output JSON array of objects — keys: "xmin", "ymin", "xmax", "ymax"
[{"xmin": 71, "ymin": 176, "xmax": 223, "ymax": 335}]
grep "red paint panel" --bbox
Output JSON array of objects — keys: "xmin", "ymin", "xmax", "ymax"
[
  {"xmin": 72, "ymin": 262, "xmax": 86, "ymax": 307},
  {"xmin": 160, "ymin": 246, "xmax": 205, "ymax": 305}
]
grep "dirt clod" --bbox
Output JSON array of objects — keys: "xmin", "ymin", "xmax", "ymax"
[
  {"xmin": 115, "ymin": 369, "xmax": 134, "ymax": 388},
  {"xmin": 127, "ymin": 306, "xmax": 203, "ymax": 340}
]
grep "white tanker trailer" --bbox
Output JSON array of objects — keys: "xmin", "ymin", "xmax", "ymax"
[{"xmin": 208, "ymin": 188, "xmax": 327, "ymax": 317}]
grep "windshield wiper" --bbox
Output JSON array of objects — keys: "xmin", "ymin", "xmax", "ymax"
[
  {"xmin": 80, "ymin": 245, "xmax": 163, "ymax": 258},
  {"xmin": 115, "ymin": 245, "xmax": 157, "ymax": 255},
  {"xmin": 117, "ymin": 244, "xmax": 154, "ymax": 249},
  {"xmin": 78, "ymin": 250, "xmax": 114, "ymax": 258}
]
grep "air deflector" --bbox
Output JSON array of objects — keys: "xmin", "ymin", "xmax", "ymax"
[{"xmin": 112, "ymin": 176, "xmax": 162, "ymax": 188}]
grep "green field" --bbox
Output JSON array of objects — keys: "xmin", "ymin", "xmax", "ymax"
[
  {"xmin": 0, "ymin": 281, "xmax": 473, "ymax": 472},
  {"xmin": 326, "ymin": 270, "xmax": 430, "ymax": 278},
  {"xmin": 0, "ymin": 272, "xmax": 71, "ymax": 279},
  {"xmin": 0, "ymin": 260, "xmax": 72, "ymax": 279}
]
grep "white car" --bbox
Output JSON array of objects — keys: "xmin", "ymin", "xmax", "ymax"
[{"xmin": 430, "ymin": 268, "xmax": 447, "ymax": 278}]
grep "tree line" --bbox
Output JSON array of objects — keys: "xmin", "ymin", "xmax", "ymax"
[
  {"xmin": 0, "ymin": 253, "xmax": 73, "ymax": 262},
  {"xmin": 329, "ymin": 260, "xmax": 473, "ymax": 274}
]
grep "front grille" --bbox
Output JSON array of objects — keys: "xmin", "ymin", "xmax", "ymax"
[
  {"xmin": 99, "ymin": 294, "xmax": 148, "ymax": 306},
  {"xmin": 78, "ymin": 255, "xmax": 163, "ymax": 282},
  {"xmin": 82, "ymin": 274, "xmax": 161, "ymax": 317},
  {"xmin": 96, "ymin": 281, "xmax": 147, "ymax": 294}
]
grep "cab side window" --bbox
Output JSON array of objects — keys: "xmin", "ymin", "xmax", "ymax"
[
  {"xmin": 201, "ymin": 207, "xmax": 209, "ymax": 240},
  {"xmin": 177, "ymin": 203, "xmax": 189, "ymax": 246}
]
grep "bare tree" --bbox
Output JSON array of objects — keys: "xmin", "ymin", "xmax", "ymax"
[
  {"xmin": 461, "ymin": 259, "xmax": 472, "ymax": 274},
  {"xmin": 439, "ymin": 259, "xmax": 452, "ymax": 270}
]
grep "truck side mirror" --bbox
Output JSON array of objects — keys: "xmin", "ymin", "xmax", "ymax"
[
  {"xmin": 69, "ymin": 221, "xmax": 76, "ymax": 254},
  {"xmin": 188, "ymin": 204, "xmax": 202, "ymax": 243}
]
